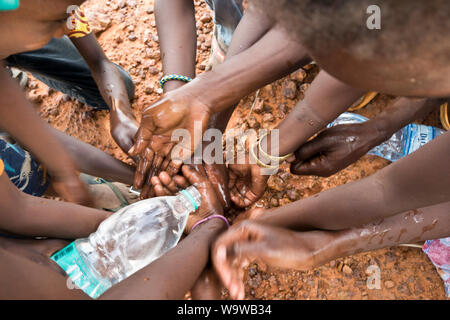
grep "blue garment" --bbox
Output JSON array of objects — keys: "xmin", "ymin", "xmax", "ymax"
[
  {"xmin": 205, "ymin": 0, "xmax": 243, "ymax": 52},
  {"xmin": 6, "ymin": 36, "xmax": 134, "ymax": 110},
  {"xmin": 0, "ymin": 136, "xmax": 49, "ymax": 197}
]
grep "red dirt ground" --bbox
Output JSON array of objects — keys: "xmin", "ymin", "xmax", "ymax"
[{"xmin": 26, "ymin": 0, "xmax": 447, "ymax": 299}]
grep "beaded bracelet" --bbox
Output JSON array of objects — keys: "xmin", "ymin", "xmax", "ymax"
[
  {"xmin": 190, "ymin": 215, "xmax": 230, "ymax": 233},
  {"xmin": 159, "ymin": 74, "xmax": 192, "ymax": 89}
]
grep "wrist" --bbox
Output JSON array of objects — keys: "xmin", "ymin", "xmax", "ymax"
[
  {"xmin": 190, "ymin": 216, "xmax": 228, "ymax": 234},
  {"xmin": 182, "ymin": 71, "xmax": 230, "ymax": 114},
  {"xmin": 366, "ymin": 117, "xmax": 395, "ymax": 143},
  {"xmin": 305, "ymin": 230, "xmax": 357, "ymax": 267}
]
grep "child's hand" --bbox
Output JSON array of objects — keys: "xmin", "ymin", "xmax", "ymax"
[
  {"xmin": 50, "ymin": 164, "xmax": 92, "ymax": 206},
  {"xmin": 212, "ymin": 221, "xmax": 333, "ymax": 299},
  {"xmin": 290, "ymin": 122, "xmax": 385, "ymax": 177},
  {"xmin": 228, "ymin": 158, "xmax": 268, "ymax": 208},
  {"xmin": 109, "ymin": 99, "xmax": 139, "ymax": 156},
  {"xmin": 129, "ymin": 92, "xmax": 211, "ymax": 191},
  {"xmin": 152, "ymin": 165, "xmax": 224, "ymax": 233}
]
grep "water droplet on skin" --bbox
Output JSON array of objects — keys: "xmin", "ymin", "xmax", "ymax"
[
  {"xmin": 346, "ymin": 136, "xmax": 356, "ymax": 143},
  {"xmin": 308, "ymin": 119, "xmax": 315, "ymax": 126}
]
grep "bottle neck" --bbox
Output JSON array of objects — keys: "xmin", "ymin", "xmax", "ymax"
[{"xmin": 175, "ymin": 186, "xmax": 201, "ymax": 214}]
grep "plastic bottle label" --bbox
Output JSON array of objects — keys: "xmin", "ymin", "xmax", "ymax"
[
  {"xmin": 403, "ymin": 124, "xmax": 438, "ymax": 157},
  {"xmin": 50, "ymin": 242, "xmax": 107, "ymax": 299}
]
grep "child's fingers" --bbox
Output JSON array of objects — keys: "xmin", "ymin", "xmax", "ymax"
[
  {"xmin": 166, "ymin": 159, "xmax": 183, "ymax": 177},
  {"xmin": 149, "ymin": 154, "xmax": 163, "ymax": 178},
  {"xmin": 158, "ymin": 172, "xmax": 179, "ymax": 193},
  {"xmin": 181, "ymin": 165, "xmax": 206, "ymax": 185},
  {"xmin": 151, "ymin": 176, "xmax": 171, "ymax": 196},
  {"xmin": 133, "ymin": 148, "xmax": 154, "ymax": 189},
  {"xmin": 293, "ymin": 138, "xmax": 326, "ymax": 162},
  {"xmin": 128, "ymin": 127, "xmax": 151, "ymax": 157},
  {"xmin": 173, "ymin": 175, "xmax": 190, "ymax": 189}
]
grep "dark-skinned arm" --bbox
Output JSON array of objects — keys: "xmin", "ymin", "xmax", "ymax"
[
  {"xmin": 131, "ymin": 24, "xmax": 310, "ymax": 188},
  {"xmin": 292, "ymin": 97, "xmax": 446, "ymax": 176},
  {"xmin": 256, "ymin": 131, "xmax": 450, "ymax": 231},
  {"xmin": 0, "ymin": 66, "xmax": 90, "ymax": 205},
  {"xmin": 154, "ymin": 0, "xmax": 197, "ymax": 92},
  {"xmin": 213, "ymin": 201, "xmax": 450, "ymax": 299},
  {"xmin": 0, "ymin": 171, "xmax": 108, "ymax": 238},
  {"xmin": 101, "ymin": 218, "xmax": 226, "ymax": 300},
  {"xmin": 71, "ymin": 34, "xmax": 138, "ymax": 154}
]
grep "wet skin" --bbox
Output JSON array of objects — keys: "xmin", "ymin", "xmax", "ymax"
[
  {"xmin": 0, "ymin": 164, "xmax": 227, "ymax": 299},
  {"xmin": 291, "ymin": 97, "xmax": 447, "ymax": 176},
  {"xmin": 130, "ymin": 6, "xmax": 310, "ymax": 194},
  {"xmin": 212, "ymin": 201, "xmax": 450, "ymax": 300}
]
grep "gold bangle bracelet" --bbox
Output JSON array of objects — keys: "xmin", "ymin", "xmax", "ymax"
[
  {"xmin": 258, "ymin": 132, "xmax": 293, "ymax": 162},
  {"xmin": 249, "ymin": 142, "xmax": 278, "ymax": 169}
]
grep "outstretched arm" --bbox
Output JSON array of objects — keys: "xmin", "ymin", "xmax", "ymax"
[
  {"xmin": 213, "ymin": 201, "xmax": 450, "ymax": 299},
  {"xmin": 291, "ymin": 97, "xmax": 445, "ymax": 176},
  {"xmin": 0, "ymin": 170, "xmax": 108, "ymax": 239},
  {"xmin": 72, "ymin": 34, "xmax": 138, "ymax": 154},
  {"xmin": 0, "ymin": 66, "xmax": 90, "ymax": 205},
  {"xmin": 101, "ymin": 218, "xmax": 227, "ymax": 299},
  {"xmin": 258, "ymin": 131, "xmax": 450, "ymax": 231}
]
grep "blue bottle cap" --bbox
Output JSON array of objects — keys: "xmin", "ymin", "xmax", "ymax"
[{"xmin": 0, "ymin": 0, "xmax": 20, "ymax": 11}]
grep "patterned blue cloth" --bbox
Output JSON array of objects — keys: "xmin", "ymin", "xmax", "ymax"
[
  {"xmin": 0, "ymin": 136, "xmax": 50, "ymax": 196},
  {"xmin": 423, "ymin": 238, "xmax": 450, "ymax": 297}
]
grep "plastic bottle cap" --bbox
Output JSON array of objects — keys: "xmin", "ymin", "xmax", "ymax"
[
  {"xmin": 0, "ymin": 0, "xmax": 20, "ymax": 11},
  {"xmin": 180, "ymin": 189, "xmax": 199, "ymax": 211}
]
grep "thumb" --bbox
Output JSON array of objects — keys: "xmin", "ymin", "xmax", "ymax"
[{"xmin": 293, "ymin": 137, "xmax": 327, "ymax": 163}]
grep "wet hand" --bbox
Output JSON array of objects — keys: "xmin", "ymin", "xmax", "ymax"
[
  {"xmin": 228, "ymin": 156, "xmax": 268, "ymax": 208},
  {"xmin": 290, "ymin": 123, "xmax": 383, "ymax": 177},
  {"xmin": 212, "ymin": 221, "xmax": 323, "ymax": 300},
  {"xmin": 152, "ymin": 165, "xmax": 224, "ymax": 233},
  {"xmin": 50, "ymin": 164, "xmax": 92, "ymax": 206},
  {"xmin": 129, "ymin": 92, "xmax": 211, "ymax": 190}
]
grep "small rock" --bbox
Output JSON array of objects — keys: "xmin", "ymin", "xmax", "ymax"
[
  {"xmin": 200, "ymin": 14, "xmax": 212, "ymax": 23},
  {"xmin": 146, "ymin": 6, "xmax": 154, "ymax": 14},
  {"xmin": 270, "ymin": 197, "xmax": 279, "ymax": 207},
  {"xmin": 268, "ymin": 175, "xmax": 284, "ymax": 192},
  {"xmin": 282, "ymin": 80, "xmax": 297, "ymax": 100},
  {"xmin": 291, "ymin": 68, "xmax": 307, "ymax": 82},
  {"xmin": 114, "ymin": 35, "xmax": 123, "ymax": 44},
  {"xmin": 384, "ymin": 280, "xmax": 395, "ymax": 289},
  {"xmin": 126, "ymin": 0, "xmax": 137, "ymax": 7},
  {"xmin": 299, "ymin": 83, "xmax": 311, "ymax": 93},
  {"xmin": 148, "ymin": 67, "xmax": 159, "ymax": 75},
  {"xmin": 286, "ymin": 189, "xmax": 300, "ymax": 201},
  {"xmin": 128, "ymin": 32, "xmax": 138, "ymax": 41},
  {"xmin": 342, "ymin": 265, "xmax": 353, "ymax": 275},
  {"xmin": 246, "ymin": 115, "xmax": 260, "ymax": 129},
  {"xmin": 198, "ymin": 62, "xmax": 207, "ymax": 71},
  {"xmin": 27, "ymin": 90, "xmax": 44, "ymax": 104},
  {"xmin": 144, "ymin": 85, "xmax": 154, "ymax": 94},
  {"xmin": 262, "ymin": 113, "xmax": 274, "ymax": 123}
]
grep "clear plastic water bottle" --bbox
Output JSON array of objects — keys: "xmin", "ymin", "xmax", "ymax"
[
  {"xmin": 328, "ymin": 112, "xmax": 445, "ymax": 162},
  {"xmin": 51, "ymin": 186, "xmax": 201, "ymax": 299}
]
